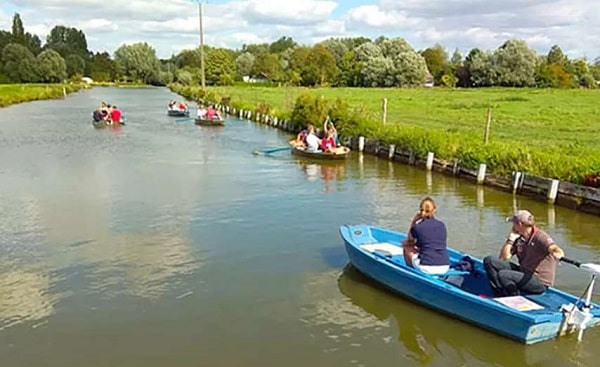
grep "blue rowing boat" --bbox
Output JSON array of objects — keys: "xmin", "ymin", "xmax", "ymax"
[{"xmin": 339, "ymin": 224, "xmax": 600, "ymax": 344}]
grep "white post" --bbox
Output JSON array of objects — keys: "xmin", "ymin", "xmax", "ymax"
[
  {"xmin": 63, "ymin": 87, "xmax": 67, "ymax": 97},
  {"xmin": 452, "ymin": 159, "xmax": 460, "ymax": 175},
  {"xmin": 512, "ymin": 171, "xmax": 522, "ymax": 194},
  {"xmin": 247, "ymin": 111, "xmax": 252, "ymax": 119},
  {"xmin": 388, "ymin": 144, "xmax": 395, "ymax": 160},
  {"xmin": 273, "ymin": 117, "xmax": 278, "ymax": 126},
  {"xmin": 548, "ymin": 179, "xmax": 560, "ymax": 203},
  {"xmin": 477, "ymin": 164, "xmax": 486, "ymax": 184},
  {"xmin": 426, "ymin": 152, "xmax": 434, "ymax": 171},
  {"xmin": 358, "ymin": 136, "xmax": 365, "ymax": 152},
  {"xmin": 239, "ymin": 109, "xmax": 243, "ymax": 118}
]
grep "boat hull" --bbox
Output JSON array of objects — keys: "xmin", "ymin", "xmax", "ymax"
[
  {"xmin": 339, "ymin": 224, "xmax": 600, "ymax": 344},
  {"xmin": 289, "ymin": 140, "xmax": 350, "ymax": 160},
  {"xmin": 92, "ymin": 120, "xmax": 124, "ymax": 128},
  {"xmin": 195, "ymin": 117, "xmax": 225, "ymax": 126},
  {"xmin": 168, "ymin": 110, "xmax": 190, "ymax": 117}
]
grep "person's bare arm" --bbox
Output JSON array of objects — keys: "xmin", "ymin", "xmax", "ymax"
[{"xmin": 499, "ymin": 232, "xmax": 519, "ymax": 260}]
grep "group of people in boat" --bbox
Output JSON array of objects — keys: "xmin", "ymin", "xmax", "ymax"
[
  {"xmin": 402, "ymin": 197, "xmax": 565, "ymax": 297},
  {"xmin": 197, "ymin": 104, "xmax": 222, "ymax": 120},
  {"xmin": 292, "ymin": 122, "xmax": 341, "ymax": 153},
  {"xmin": 92, "ymin": 102, "xmax": 122, "ymax": 124},
  {"xmin": 168, "ymin": 100, "xmax": 188, "ymax": 112}
]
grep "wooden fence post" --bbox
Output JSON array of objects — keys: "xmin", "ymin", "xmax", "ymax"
[{"xmin": 484, "ymin": 107, "xmax": 492, "ymax": 144}]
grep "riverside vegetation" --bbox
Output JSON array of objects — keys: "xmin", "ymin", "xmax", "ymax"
[
  {"xmin": 0, "ymin": 83, "xmax": 87, "ymax": 107},
  {"xmin": 172, "ymin": 84, "xmax": 600, "ymax": 185}
]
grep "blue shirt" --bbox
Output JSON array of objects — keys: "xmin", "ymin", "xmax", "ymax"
[{"xmin": 410, "ymin": 217, "xmax": 449, "ymax": 266}]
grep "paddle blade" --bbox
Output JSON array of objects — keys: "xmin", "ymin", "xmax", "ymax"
[
  {"xmin": 253, "ymin": 146, "xmax": 291, "ymax": 155},
  {"xmin": 580, "ymin": 263, "xmax": 600, "ymax": 276}
]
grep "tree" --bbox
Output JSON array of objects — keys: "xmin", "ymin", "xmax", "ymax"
[
  {"xmin": 113, "ymin": 42, "xmax": 160, "ymax": 83},
  {"xmin": 11, "ymin": 13, "xmax": 27, "ymax": 46},
  {"xmin": 450, "ymin": 49, "xmax": 463, "ymax": 66},
  {"xmin": 318, "ymin": 38, "xmax": 349, "ymax": 66},
  {"xmin": 547, "ymin": 45, "xmax": 568, "ymax": 66},
  {"xmin": 205, "ymin": 48, "xmax": 235, "ymax": 85},
  {"xmin": 250, "ymin": 52, "xmax": 282, "ymax": 81},
  {"xmin": 465, "ymin": 48, "xmax": 494, "ymax": 87},
  {"xmin": 2, "ymin": 43, "xmax": 39, "ymax": 82},
  {"xmin": 241, "ymin": 43, "xmax": 269, "ymax": 56},
  {"xmin": 287, "ymin": 46, "xmax": 310, "ymax": 75},
  {"xmin": 300, "ymin": 44, "xmax": 338, "ymax": 86},
  {"xmin": 357, "ymin": 38, "xmax": 428, "ymax": 87},
  {"xmin": 174, "ymin": 48, "xmax": 202, "ymax": 69},
  {"xmin": 65, "ymin": 54, "xmax": 86, "ymax": 77},
  {"xmin": 493, "ymin": 39, "xmax": 537, "ymax": 87},
  {"xmin": 25, "ymin": 33, "xmax": 42, "ymax": 55},
  {"xmin": 36, "ymin": 49, "xmax": 67, "ymax": 82},
  {"xmin": 338, "ymin": 50, "xmax": 362, "ymax": 87},
  {"xmin": 339, "ymin": 36, "xmax": 371, "ymax": 50},
  {"xmin": 269, "ymin": 36, "xmax": 297, "ymax": 54},
  {"xmin": 421, "ymin": 44, "xmax": 448, "ymax": 84},
  {"xmin": 45, "ymin": 25, "xmax": 89, "ymax": 58},
  {"xmin": 0, "ymin": 31, "xmax": 11, "ymax": 58},
  {"xmin": 354, "ymin": 42, "xmax": 382, "ymax": 62},
  {"xmin": 88, "ymin": 51, "xmax": 116, "ymax": 81},
  {"xmin": 235, "ymin": 52, "xmax": 255, "ymax": 78}
]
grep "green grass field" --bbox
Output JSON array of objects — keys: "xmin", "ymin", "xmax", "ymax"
[
  {"xmin": 0, "ymin": 83, "xmax": 87, "ymax": 107},
  {"xmin": 208, "ymin": 86, "xmax": 600, "ymax": 149}
]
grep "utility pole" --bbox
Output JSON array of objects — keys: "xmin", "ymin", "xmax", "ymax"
[{"xmin": 197, "ymin": 1, "xmax": 206, "ymax": 90}]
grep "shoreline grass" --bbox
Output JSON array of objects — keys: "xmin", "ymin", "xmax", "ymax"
[
  {"xmin": 172, "ymin": 85, "xmax": 600, "ymax": 183},
  {"xmin": 0, "ymin": 83, "xmax": 88, "ymax": 107}
]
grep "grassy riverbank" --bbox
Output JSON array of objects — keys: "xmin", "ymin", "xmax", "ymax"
[
  {"xmin": 0, "ymin": 83, "xmax": 88, "ymax": 107},
  {"xmin": 172, "ymin": 85, "xmax": 600, "ymax": 183}
]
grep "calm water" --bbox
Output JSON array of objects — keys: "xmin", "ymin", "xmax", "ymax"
[{"xmin": 1, "ymin": 87, "xmax": 599, "ymax": 367}]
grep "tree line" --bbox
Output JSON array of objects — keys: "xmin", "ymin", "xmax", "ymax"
[{"xmin": 1, "ymin": 13, "xmax": 599, "ymax": 88}]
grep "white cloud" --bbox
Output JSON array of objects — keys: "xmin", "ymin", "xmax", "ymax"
[
  {"xmin": 346, "ymin": 5, "xmax": 419, "ymax": 29},
  {"xmin": 0, "ymin": 0, "xmax": 598, "ymax": 60},
  {"xmin": 244, "ymin": 0, "xmax": 338, "ymax": 25}
]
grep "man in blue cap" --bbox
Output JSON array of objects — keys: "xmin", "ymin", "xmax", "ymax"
[{"xmin": 483, "ymin": 210, "xmax": 565, "ymax": 297}]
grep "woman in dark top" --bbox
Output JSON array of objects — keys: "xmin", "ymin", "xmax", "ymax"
[{"xmin": 401, "ymin": 197, "xmax": 450, "ymax": 274}]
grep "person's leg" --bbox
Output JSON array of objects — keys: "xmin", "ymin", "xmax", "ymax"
[
  {"xmin": 483, "ymin": 256, "xmax": 513, "ymax": 296},
  {"xmin": 498, "ymin": 270, "xmax": 546, "ymax": 296},
  {"xmin": 402, "ymin": 240, "xmax": 417, "ymax": 267}
]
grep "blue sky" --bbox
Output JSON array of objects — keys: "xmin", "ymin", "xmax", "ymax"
[{"xmin": 1, "ymin": 0, "xmax": 598, "ymax": 61}]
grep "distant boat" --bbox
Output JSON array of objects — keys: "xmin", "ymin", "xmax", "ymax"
[
  {"xmin": 168, "ymin": 109, "xmax": 190, "ymax": 117},
  {"xmin": 195, "ymin": 117, "xmax": 224, "ymax": 126},
  {"xmin": 339, "ymin": 224, "xmax": 600, "ymax": 344}
]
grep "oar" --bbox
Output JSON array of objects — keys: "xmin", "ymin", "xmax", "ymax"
[
  {"xmin": 176, "ymin": 117, "xmax": 194, "ymax": 122},
  {"xmin": 252, "ymin": 146, "xmax": 291, "ymax": 155},
  {"xmin": 560, "ymin": 257, "xmax": 600, "ymax": 341},
  {"xmin": 561, "ymin": 257, "xmax": 600, "ymax": 276}
]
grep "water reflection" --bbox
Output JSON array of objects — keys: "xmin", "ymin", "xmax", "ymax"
[
  {"xmin": 298, "ymin": 162, "xmax": 347, "ymax": 193},
  {"xmin": 0, "ymin": 269, "xmax": 61, "ymax": 330},
  {"xmin": 337, "ymin": 265, "xmax": 591, "ymax": 367}
]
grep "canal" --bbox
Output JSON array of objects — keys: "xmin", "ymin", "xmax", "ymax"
[{"xmin": 0, "ymin": 87, "xmax": 599, "ymax": 366}]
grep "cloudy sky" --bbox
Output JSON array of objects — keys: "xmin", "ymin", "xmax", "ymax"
[{"xmin": 1, "ymin": 0, "xmax": 598, "ymax": 60}]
